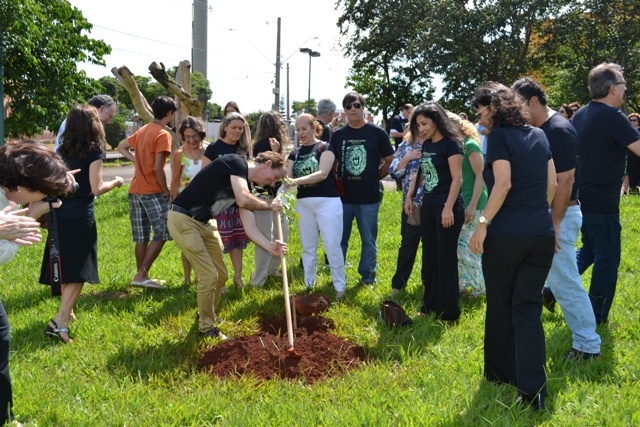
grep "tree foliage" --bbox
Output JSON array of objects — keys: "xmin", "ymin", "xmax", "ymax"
[
  {"xmin": 337, "ymin": 0, "xmax": 640, "ymax": 117},
  {"xmin": 1, "ymin": 0, "xmax": 110, "ymax": 137},
  {"xmin": 337, "ymin": 0, "xmax": 434, "ymax": 127},
  {"xmin": 291, "ymin": 99, "xmax": 317, "ymax": 117}
]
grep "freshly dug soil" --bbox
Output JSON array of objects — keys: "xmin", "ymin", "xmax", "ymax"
[{"xmin": 199, "ymin": 315, "xmax": 367, "ymax": 384}]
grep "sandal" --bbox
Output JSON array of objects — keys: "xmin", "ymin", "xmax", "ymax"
[{"xmin": 45, "ymin": 319, "xmax": 72, "ymax": 343}]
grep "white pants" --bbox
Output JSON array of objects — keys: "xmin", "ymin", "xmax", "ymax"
[
  {"xmin": 296, "ymin": 197, "xmax": 346, "ymax": 292},
  {"xmin": 251, "ymin": 209, "xmax": 289, "ymax": 286}
]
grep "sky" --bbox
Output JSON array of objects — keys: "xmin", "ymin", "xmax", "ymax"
[{"xmin": 68, "ymin": 0, "xmax": 355, "ymax": 115}]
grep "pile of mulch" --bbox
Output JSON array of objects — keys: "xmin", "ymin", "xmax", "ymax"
[{"xmin": 199, "ymin": 315, "xmax": 367, "ymax": 383}]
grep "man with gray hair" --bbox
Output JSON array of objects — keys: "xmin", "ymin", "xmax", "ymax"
[
  {"xmin": 316, "ymin": 98, "xmax": 338, "ymax": 142},
  {"xmin": 55, "ymin": 94, "xmax": 117, "ymax": 151},
  {"xmin": 572, "ymin": 63, "xmax": 640, "ymax": 325}
]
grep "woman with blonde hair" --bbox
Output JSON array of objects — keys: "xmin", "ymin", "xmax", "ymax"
[
  {"xmin": 287, "ymin": 113, "xmax": 346, "ymax": 299},
  {"xmin": 202, "ymin": 112, "xmax": 253, "ymax": 289},
  {"xmin": 447, "ymin": 112, "xmax": 487, "ymax": 297}
]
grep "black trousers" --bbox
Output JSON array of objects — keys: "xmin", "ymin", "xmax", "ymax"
[
  {"xmin": 420, "ymin": 202, "xmax": 464, "ymax": 321},
  {"xmin": 391, "ymin": 210, "xmax": 422, "ymax": 290},
  {"xmin": 482, "ymin": 234, "xmax": 555, "ymax": 398},
  {"xmin": 0, "ymin": 301, "xmax": 12, "ymax": 425}
]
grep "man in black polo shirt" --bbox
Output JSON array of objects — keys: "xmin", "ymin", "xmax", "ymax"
[
  {"xmin": 513, "ymin": 77, "xmax": 601, "ymax": 359},
  {"xmin": 168, "ymin": 152, "xmax": 287, "ymax": 339},
  {"xmin": 572, "ymin": 63, "xmax": 640, "ymax": 325}
]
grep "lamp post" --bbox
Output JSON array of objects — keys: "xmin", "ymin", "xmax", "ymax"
[{"xmin": 299, "ymin": 47, "xmax": 320, "ymax": 113}]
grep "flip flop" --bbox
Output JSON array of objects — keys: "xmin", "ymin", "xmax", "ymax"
[{"xmin": 129, "ymin": 279, "xmax": 166, "ymax": 290}]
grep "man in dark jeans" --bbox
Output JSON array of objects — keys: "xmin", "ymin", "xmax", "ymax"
[{"xmin": 572, "ymin": 63, "xmax": 640, "ymax": 324}]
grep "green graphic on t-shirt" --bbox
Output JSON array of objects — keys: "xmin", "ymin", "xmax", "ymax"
[
  {"xmin": 345, "ymin": 144, "xmax": 366, "ymax": 176},
  {"xmin": 421, "ymin": 156, "xmax": 438, "ymax": 191},
  {"xmin": 293, "ymin": 152, "xmax": 319, "ymax": 178}
]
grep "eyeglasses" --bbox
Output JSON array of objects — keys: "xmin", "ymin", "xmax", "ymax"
[
  {"xmin": 475, "ymin": 105, "xmax": 488, "ymax": 115},
  {"xmin": 630, "ymin": 118, "xmax": 638, "ymax": 122},
  {"xmin": 344, "ymin": 102, "xmax": 362, "ymax": 111},
  {"xmin": 183, "ymin": 134, "xmax": 201, "ymax": 141},
  {"xmin": 614, "ymin": 81, "xmax": 626, "ymax": 86}
]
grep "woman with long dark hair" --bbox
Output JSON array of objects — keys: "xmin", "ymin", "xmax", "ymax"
[
  {"xmin": 250, "ymin": 111, "xmax": 290, "ymax": 286},
  {"xmin": 470, "ymin": 82, "xmax": 557, "ymax": 409},
  {"xmin": 40, "ymin": 105, "xmax": 124, "ymax": 343},
  {"xmin": 404, "ymin": 101, "xmax": 464, "ymax": 321}
]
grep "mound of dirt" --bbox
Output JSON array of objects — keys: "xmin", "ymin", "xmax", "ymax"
[{"xmin": 199, "ymin": 315, "xmax": 367, "ymax": 383}]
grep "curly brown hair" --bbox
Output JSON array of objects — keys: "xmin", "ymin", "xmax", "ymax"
[
  {"xmin": 0, "ymin": 140, "xmax": 73, "ymax": 195},
  {"xmin": 472, "ymin": 82, "xmax": 529, "ymax": 129}
]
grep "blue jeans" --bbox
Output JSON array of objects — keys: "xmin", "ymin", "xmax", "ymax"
[
  {"xmin": 341, "ymin": 202, "xmax": 380, "ymax": 283},
  {"xmin": 577, "ymin": 212, "xmax": 622, "ymax": 324},
  {"xmin": 546, "ymin": 206, "xmax": 601, "ymax": 353}
]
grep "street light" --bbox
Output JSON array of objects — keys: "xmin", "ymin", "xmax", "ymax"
[{"xmin": 299, "ymin": 47, "xmax": 320, "ymax": 113}]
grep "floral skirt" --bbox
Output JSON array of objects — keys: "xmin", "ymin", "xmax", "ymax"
[
  {"xmin": 457, "ymin": 214, "xmax": 485, "ymax": 297},
  {"xmin": 215, "ymin": 206, "xmax": 250, "ymax": 253}
]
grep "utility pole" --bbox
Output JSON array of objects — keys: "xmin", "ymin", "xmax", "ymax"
[
  {"xmin": 286, "ymin": 63, "xmax": 290, "ymax": 122},
  {"xmin": 273, "ymin": 17, "xmax": 281, "ymax": 111}
]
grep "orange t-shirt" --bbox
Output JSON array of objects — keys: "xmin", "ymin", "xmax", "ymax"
[{"xmin": 128, "ymin": 122, "xmax": 171, "ymax": 194}]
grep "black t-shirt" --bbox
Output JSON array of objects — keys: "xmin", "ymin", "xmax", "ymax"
[
  {"xmin": 253, "ymin": 138, "xmax": 280, "ymax": 197},
  {"xmin": 317, "ymin": 119, "xmax": 331, "ymax": 144},
  {"xmin": 484, "ymin": 126, "xmax": 554, "ymax": 236},
  {"xmin": 287, "ymin": 142, "xmax": 339, "ymax": 199},
  {"xmin": 58, "ymin": 147, "xmax": 103, "ymax": 219},
  {"xmin": 330, "ymin": 122, "xmax": 394, "ymax": 204},
  {"xmin": 572, "ymin": 101, "xmax": 640, "ymax": 214},
  {"xmin": 419, "ymin": 137, "xmax": 463, "ymax": 206},
  {"xmin": 540, "ymin": 112, "xmax": 580, "ymax": 201},
  {"xmin": 172, "ymin": 154, "xmax": 248, "ymax": 221},
  {"xmin": 204, "ymin": 139, "xmax": 241, "ymax": 161},
  {"xmin": 390, "ymin": 114, "xmax": 407, "ymax": 146}
]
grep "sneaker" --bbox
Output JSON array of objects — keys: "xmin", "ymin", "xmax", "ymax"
[
  {"xmin": 336, "ymin": 291, "xmax": 346, "ymax": 300},
  {"xmin": 542, "ymin": 286, "xmax": 556, "ymax": 313},
  {"xmin": 201, "ymin": 327, "xmax": 228, "ymax": 341},
  {"xmin": 565, "ymin": 348, "xmax": 601, "ymax": 360}
]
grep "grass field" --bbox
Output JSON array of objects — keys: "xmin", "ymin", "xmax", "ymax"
[{"xmin": 4, "ymin": 187, "xmax": 640, "ymax": 426}]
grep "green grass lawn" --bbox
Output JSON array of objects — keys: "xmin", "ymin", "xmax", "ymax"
[{"xmin": 5, "ymin": 188, "xmax": 640, "ymax": 426}]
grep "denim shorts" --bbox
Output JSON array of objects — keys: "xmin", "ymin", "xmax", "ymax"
[{"xmin": 128, "ymin": 193, "xmax": 171, "ymax": 242}]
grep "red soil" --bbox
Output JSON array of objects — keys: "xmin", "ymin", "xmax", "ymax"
[{"xmin": 199, "ymin": 315, "xmax": 367, "ymax": 384}]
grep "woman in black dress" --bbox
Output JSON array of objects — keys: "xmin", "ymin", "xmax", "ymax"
[{"xmin": 40, "ymin": 104, "xmax": 124, "ymax": 343}]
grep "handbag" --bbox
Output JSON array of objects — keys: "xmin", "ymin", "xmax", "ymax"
[
  {"xmin": 380, "ymin": 300, "xmax": 413, "ymax": 327},
  {"xmin": 406, "ymin": 166, "xmax": 421, "ymax": 226},
  {"xmin": 318, "ymin": 142, "xmax": 346, "ymax": 197},
  {"xmin": 407, "ymin": 203, "xmax": 421, "ymax": 226}
]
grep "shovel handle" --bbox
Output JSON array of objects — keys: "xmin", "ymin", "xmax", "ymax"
[{"xmin": 276, "ymin": 211, "xmax": 295, "ymax": 352}]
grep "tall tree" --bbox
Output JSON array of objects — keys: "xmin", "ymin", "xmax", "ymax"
[
  {"xmin": 1, "ymin": 0, "xmax": 110, "ymax": 137},
  {"xmin": 337, "ymin": 0, "xmax": 434, "ymax": 128}
]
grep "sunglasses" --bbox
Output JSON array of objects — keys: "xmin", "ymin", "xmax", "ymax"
[
  {"xmin": 631, "ymin": 118, "xmax": 638, "ymax": 122},
  {"xmin": 344, "ymin": 102, "xmax": 362, "ymax": 111}
]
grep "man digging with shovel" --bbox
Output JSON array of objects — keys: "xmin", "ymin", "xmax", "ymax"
[{"xmin": 167, "ymin": 152, "xmax": 287, "ymax": 339}]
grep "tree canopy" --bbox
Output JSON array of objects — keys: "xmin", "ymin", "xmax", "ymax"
[
  {"xmin": 1, "ymin": 0, "xmax": 110, "ymax": 137},
  {"xmin": 337, "ymin": 0, "xmax": 640, "ymax": 117}
]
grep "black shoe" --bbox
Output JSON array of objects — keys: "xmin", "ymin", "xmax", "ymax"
[
  {"xmin": 542, "ymin": 287, "xmax": 556, "ymax": 313},
  {"xmin": 201, "ymin": 327, "xmax": 228, "ymax": 340},
  {"xmin": 518, "ymin": 393, "xmax": 546, "ymax": 411},
  {"xmin": 565, "ymin": 348, "xmax": 601, "ymax": 360}
]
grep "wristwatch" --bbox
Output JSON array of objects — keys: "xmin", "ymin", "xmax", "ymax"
[{"xmin": 478, "ymin": 215, "xmax": 492, "ymax": 225}]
